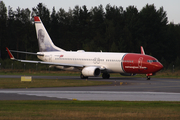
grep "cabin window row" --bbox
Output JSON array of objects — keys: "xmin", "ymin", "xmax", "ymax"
[
  {"xmin": 106, "ymin": 60, "xmax": 133, "ymax": 63},
  {"xmin": 55, "ymin": 58, "xmax": 133, "ymax": 63},
  {"xmin": 55, "ymin": 58, "xmax": 104, "ymax": 61},
  {"xmin": 106, "ymin": 59, "xmax": 121, "ymax": 62}
]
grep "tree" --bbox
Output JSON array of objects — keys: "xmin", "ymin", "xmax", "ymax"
[
  {"xmin": 90, "ymin": 5, "xmax": 105, "ymax": 51},
  {"xmin": 174, "ymin": 57, "xmax": 180, "ymax": 70},
  {"xmin": 50, "ymin": 7, "xmax": 60, "ymax": 47},
  {"xmin": 110, "ymin": 42, "xmax": 118, "ymax": 52},
  {"xmin": 139, "ymin": 4, "xmax": 168, "ymax": 60},
  {"xmin": 32, "ymin": 3, "xmax": 50, "ymax": 28},
  {"xmin": 123, "ymin": 6, "xmax": 140, "ymax": 52},
  {"xmin": 0, "ymin": 1, "xmax": 7, "ymax": 58},
  {"xmin": 105, "ymin": 4, "xmax": 124, "ymax": 51}
]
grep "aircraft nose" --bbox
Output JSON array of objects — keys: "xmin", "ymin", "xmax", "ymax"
[{"xmin": 154, "ymin": 62, "xmax": 163, "ymax": 72}]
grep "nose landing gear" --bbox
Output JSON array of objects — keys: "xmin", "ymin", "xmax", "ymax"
[{"xmin": 146, "ymin": 73, "xmax": 153, "ymax": 80}]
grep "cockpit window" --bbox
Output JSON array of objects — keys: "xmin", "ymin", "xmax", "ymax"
[{"xmin": 147, "ymin": 60, "xmax": 158, "ymax": 63}]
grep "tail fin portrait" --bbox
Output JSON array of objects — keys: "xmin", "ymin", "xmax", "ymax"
[{"xmin": 34, "ymin": 16, "xmax": 65, "ymax": 52}]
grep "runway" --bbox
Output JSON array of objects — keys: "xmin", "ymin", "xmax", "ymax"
[{"xmin": 0, "ymin": 75, "xmax": 180, "ymax": 101}]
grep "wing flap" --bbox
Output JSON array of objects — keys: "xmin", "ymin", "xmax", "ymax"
[
  {"xmin": 16, "ymin": 59, "xmax": 84, "ymax": 68},
  {"xmin": 7, "ymin": 49, "xmax": 44, "ymax": 56}
]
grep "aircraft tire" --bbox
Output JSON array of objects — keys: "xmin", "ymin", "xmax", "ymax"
[{"xmin": 102, "ymin": 73, "xmax": 110, "ymax": 79}]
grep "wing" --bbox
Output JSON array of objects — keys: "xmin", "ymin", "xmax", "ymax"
[{"xmin": 18, "ymin": 59, "xmax": 84, "ymax": 67}]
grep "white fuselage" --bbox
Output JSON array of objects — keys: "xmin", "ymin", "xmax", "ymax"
[{"xmin": 37, "ymin": 51, "xmax": 127, "ymax": 73}]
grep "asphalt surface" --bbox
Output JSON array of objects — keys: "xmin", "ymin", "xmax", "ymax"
[{"xmin": 0, "ymin": 75, "xmax": 180, "ymax": 101}]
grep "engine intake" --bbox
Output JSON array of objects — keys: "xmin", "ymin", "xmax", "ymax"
[{"xmin": 82, "ymin": 67, "xmax": 101, "ymax": 77}]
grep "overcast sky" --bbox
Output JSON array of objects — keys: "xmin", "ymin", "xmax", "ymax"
[{"xmin": 3, "ymin": 0, "xmax": 180, "ymax": 24}]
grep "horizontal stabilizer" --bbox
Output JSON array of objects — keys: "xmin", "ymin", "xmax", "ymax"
[{"xmin": 8, "ymin": 49, "xmax": 44, "ymax": 56}]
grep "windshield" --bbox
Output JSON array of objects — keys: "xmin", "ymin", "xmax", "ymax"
[{"xmin": 147, "ymin": 60, "xmax": 158, "ymax": 63}]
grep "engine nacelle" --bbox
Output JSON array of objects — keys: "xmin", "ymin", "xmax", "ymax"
[
  {"xmin": 120, "ymin": 73, "xmax": 136, "ymax": 76},
  {"xmin": 82, "ymin": 67, "xmax": 101, "ymax": 77}
]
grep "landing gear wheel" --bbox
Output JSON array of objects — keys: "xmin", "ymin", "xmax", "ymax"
[
  {"xmin": 102, "ymin": 73, "xmax": 110, "ymax": 79},
  {"xmin": 80, "ymin": 74, "xmax": 88, "ymax": 79},
  {"xmin": 147, "ymin": 76, "xmax": 150, "ymax": 80}
]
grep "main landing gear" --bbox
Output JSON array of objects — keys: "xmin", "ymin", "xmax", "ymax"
[{"xmin": 102, "ymin": 73, "xmax": 110, "ymax": 79}]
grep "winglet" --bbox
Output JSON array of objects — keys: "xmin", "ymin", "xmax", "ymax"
[
  {"xmin": 141, "ymin": 46, "xmax": 145, "ymax": 55},
  {"xmin": 6, "ymin": 47, "xmax": 15, "ymax": 60}
]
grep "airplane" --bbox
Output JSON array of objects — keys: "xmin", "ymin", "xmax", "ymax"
[{"xmin": 6, "ymin": 16, "xmax": 163, "ymax": 80}]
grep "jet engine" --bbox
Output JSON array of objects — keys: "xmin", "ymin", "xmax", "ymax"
[{"xmin": 82, "ymin": 67, "xmax": 101, "ymax": 77}]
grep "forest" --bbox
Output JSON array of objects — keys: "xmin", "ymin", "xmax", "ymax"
[{"xmin": 0, "ymin": 1, "xmax": 180, "ymax": 70}]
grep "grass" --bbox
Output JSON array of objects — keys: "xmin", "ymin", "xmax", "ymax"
[
  {"xmin": 0, "ymin": 101, "xmax": 180, "ymax": 120},
  {"xmin": 152, "ymin": 70, "xmax": 180, "ymax": 78},
  {"xmin": 0, "ymin": 78, "xmax": 112, "ymax": 89}
]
